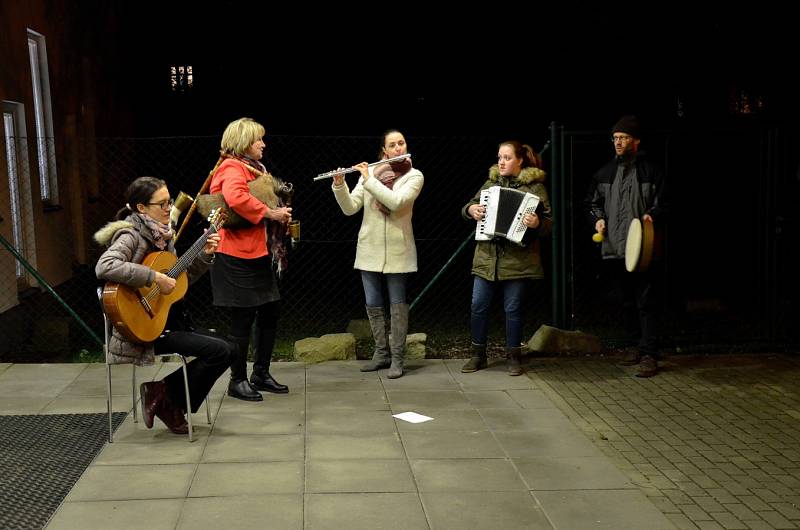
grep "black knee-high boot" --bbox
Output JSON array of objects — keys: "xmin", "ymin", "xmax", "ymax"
[
  {"xmin": 227, "ymin": 335, "xmax": 262, "ymax": 401},
  {"xmin": 250, "ymin": 318, "xmax": 288, "ymax": 394}
]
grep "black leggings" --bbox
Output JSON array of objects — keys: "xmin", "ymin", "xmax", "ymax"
[
  {"xmin": 228, "ymin": 301, "xmax": 281, "ymax": 379},
  {"xmin": 154, "ymin": 329, "xmax": 232, "ymax": 412}
]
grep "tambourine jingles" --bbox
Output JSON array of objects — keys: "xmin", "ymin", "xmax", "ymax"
[
  {"xmin": 196, "ymin": 169, "xmax": 290, "ymax": 229},
  {"xmin": 624, "ymin": 216, "xmax": 655, "ymax": 272}
]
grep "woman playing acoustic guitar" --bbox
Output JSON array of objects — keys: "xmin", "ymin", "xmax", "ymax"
[{"xmin": 95, "ymin": 176, "xmax": 231, "ymax": 434}]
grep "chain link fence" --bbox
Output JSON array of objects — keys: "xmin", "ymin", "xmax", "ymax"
[
  {"xmin": 1, "ymin": 130, "xmax": 797, "ymax": 363},
  {"xmin": 2, "ymin": 134, "xmax": 532, "ymax": 362}
]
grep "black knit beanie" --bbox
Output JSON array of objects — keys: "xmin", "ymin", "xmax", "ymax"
[{"xmin": 612, "ymin": 115, "xmax": 641, "ymax": 139}]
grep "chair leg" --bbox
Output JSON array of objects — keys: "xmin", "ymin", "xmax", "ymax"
[
  {"xmin": 205, "ymin": 395, "xmax": 212, "ymax": 424},
  {"xmin": 132, "ymin": 365, "xmax": 138, "ymax": 424},
  {"xmin": 106, "ymin": 363, "xmax": 114, "ymax": 443},
  {"xmin": 179, "ymin": 356, "xmax": 194, "ymax": 442}
]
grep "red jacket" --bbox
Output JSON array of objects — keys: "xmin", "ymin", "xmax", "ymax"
[{"xmin": 210, "ymin": 159, "xmax": 270, "ymax": 259}]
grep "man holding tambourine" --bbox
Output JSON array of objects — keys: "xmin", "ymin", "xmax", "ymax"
[{"xmin": 585, "ymin": 115, "xmax": 668, "ymax": 377}]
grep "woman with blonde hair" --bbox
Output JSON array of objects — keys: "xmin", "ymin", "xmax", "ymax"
[{"xmin": 209, "ymin": 117, "xmax": 293, "ymax": 401}]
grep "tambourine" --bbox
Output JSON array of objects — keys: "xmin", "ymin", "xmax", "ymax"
[{"xmin": 624, "ymin": 216, "xmax": 654, "ymax": 272}]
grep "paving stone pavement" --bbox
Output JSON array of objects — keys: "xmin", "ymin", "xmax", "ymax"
[
  {"xmin": 2, "ymin": 360, "xmax": 677, "ymax": 530},
  {"xmin": 528, "ymin": 353, "xmax": 800, "ymax": 530}
]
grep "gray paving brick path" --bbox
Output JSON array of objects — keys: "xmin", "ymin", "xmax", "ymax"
[{"xmin": 528, "ymin": 354, "xmax": 800, "ymax": 530}]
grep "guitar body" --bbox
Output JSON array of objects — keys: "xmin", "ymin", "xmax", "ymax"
[{"xmin": 102, "ymin": 251, "xmax": 189, "ymax": 343}]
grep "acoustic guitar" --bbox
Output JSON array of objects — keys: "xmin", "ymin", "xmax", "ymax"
[{"xmin": 102, "ymin": 210, "xmax": 225, "ymax": 343}]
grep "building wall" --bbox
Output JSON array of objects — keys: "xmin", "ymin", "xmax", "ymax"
[{"xmin": 0, "ymin": 1, "xmax": 126, "ymax": 313}]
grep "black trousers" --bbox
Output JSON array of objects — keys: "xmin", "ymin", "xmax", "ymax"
[
  {"xmin": 154, "ymin": 329, "xmax": 232, "ymax": 412},
  {"xmin": 605, "ymin": 259, "xmax": 661, "ymax": 356}
]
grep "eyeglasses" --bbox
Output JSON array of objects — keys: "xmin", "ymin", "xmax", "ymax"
[
  {"xmin": 611, "ymin": 135, "xmax": 634, "ymax": 143},
  {"xmin": 146, "ymin": 198, "xmax": 174, "ymax": 210}
]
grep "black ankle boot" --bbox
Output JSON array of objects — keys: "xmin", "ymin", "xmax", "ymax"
[
  {"xmin": 228, "ymin": 379, "xmax": 263, "ymax": 401},
  {"xmin": 250, "ymin": 371, "xmax": 289, "ymax": 394}
]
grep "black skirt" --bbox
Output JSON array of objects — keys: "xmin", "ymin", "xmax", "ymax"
[{"xmin": 210, "ymin": 252, "xmax": 280, "ymax": 308}]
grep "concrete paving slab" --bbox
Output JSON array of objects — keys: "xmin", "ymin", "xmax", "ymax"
[
  {"xmin": 306, "ymin": 390, "xmax": 389, "ymax": 411},
  {"xmin": 535, "ymin": 489, "xmax": 676, "ymax": 530},
  {"xmin": 211, "ymin": 408, "xmax": 305, "ymax": 435},
  {"xmin": 306, "ymin": 432, "xmax": 405, "ymax": 460},
  {"xmin": 306, "ymin": 408, "xmax": 397, "ymax": 434},
  {"xmin": 411, "ymin": 458, "xmax": 528, "ymax": 492},
  {"xmin": 178, "ymin": 495, "xmax": 303, "ymax": 530},
  {"xmin": 393, "ymin": 409, "xmax": 487, "ymax": 432},
  {"xmin": 47, "ymin": 498, "xmax": 183, "ymax": 530},
  {"xmin": 387, "ymin": 390, "xmax": 473, "ymax": 411},
  {"xmin": 421, "ymin": 491, "xmax": 553, "ymax": 530},
  {"xmin": 306, "ymin": 459, "xmax": 417, "ymax": 493},
  {"xmin": 515, "ymin": 456, "xmax": 634, "ymax": 490},
  {"xmin": 0, "ymin": 396, "xmax": 55, "ymax": 415},
  {"xmin": 189, "ymin": 461, "xmax": 304, "ymax": 496},
  {"xmin": 0, "ymin": 363, "xmax": 86, "ymax": 381},
  {"xmin": 494, "ymin": 428, "xmax": 604, "ymax": 458},
  {"xmin": 201, "ymin": 433, "xmax": 304, "ymax": 462},
  {"xmin": 65, "ymin": 464, "xmax": 195, "ymax": 501},
  {"xmin": 305, "ymin": 492, "xmax": 429, "ymax": 530},
  {"xmin": 93, "ymin": 436, "xmax": 207, "ymax": 465},
  {"xmin": 400, "ymin": 431, "xmax": 505, "ymax": 459}
]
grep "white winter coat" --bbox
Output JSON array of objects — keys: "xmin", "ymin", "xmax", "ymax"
[{"xmin": 332, "ymin": 166, "xmax": 423, "ymax": 273}]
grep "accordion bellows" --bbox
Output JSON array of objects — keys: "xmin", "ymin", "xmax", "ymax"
[{"xmin": 475, "ymin": 186, "xmax": 540, "ymax": 246}]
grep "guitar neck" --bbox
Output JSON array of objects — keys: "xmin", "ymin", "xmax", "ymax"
[{"xmin": 167, "ymin": 225, "xmax": 218, "ymax": 279}]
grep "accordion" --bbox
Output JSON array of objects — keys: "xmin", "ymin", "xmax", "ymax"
[{"xmin": 475, "ymin": 186, "xmax": 540, "ymax": 245}]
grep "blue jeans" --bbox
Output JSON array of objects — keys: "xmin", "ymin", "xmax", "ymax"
[
  {"xmin": 470, "ymin": 276, "xmax": 529, "ymax": 347},
  {"xmin": 361, "ymin": 271, "xmax": 407, "ymax": 307}
]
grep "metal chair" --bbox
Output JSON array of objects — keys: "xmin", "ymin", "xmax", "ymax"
[{"xmin": 98, "ymin": 287, "xmax": 211, "ymax": 442}]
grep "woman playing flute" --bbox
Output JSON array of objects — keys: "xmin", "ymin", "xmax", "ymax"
[{"xmin": 330, "ymin": 129, "xmax": 424, "ymax": 379}]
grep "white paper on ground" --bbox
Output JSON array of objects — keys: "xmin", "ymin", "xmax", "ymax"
[{"xmin": 392, "ymin": 411, "xmax": 433, "ymax": 424}]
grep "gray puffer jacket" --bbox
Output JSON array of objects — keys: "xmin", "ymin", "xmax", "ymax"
[{"xmin": 94, "ymin": 214, "xmax": 212, "ymax": 364}]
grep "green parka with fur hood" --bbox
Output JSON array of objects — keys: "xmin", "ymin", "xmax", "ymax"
[{"xmin": 461, "ymin": 165, "xmax": 552, "ymax": 281}]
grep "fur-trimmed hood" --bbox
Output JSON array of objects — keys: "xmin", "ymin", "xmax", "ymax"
[
  {"xmin": 93, "ymin": 220, "xmax": 135, "ymax": 247},
  {"xmin": 488, "ymin": 165, "xmax": 546, "ymax": 185}
]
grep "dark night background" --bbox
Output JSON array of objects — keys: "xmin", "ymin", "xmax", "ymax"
[
  {"xmin": 103, "ymin": 2, "xmax": 796, "ymax": 138},
  {"xmin": 1, "ymin": 1, "xmax": 798, "ymax": 357},
  {"xmin": 77, "ymin": 2, "xmax": 800, "ymax": 348}
]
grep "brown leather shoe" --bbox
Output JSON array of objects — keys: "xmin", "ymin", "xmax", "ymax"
[
  {"xmin": 619, "ymin": 348, "xmax": 641, "ymax": 366},
  {"xmin": 635, "ymin": 355, "xmax": 658, "ymax": 378},
  {"xmin": 140, "ymin": 381, "xmax": 166, "ymax": 429},
  {"xmin": 155, "ymin": 398, "xmax": 189, "ymax": 434}
]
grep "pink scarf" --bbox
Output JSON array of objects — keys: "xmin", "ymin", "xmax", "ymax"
[
  {"xmin": 372, "ymin": 157, "xmax": 412, "ymax": 215},
  {"xmin": 137, "ymin": 213, "xmax": 174, "ymax": 250}
]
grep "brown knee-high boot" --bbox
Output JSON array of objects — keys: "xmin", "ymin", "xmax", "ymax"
[{"xmin": 387, "ymin": 303, "xmax": 408, "ymax": 379}]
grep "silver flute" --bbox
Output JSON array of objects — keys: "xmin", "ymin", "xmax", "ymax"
[{"xmin": 314, "ymin": 153, "xmax": 412, "ymax": 181}]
